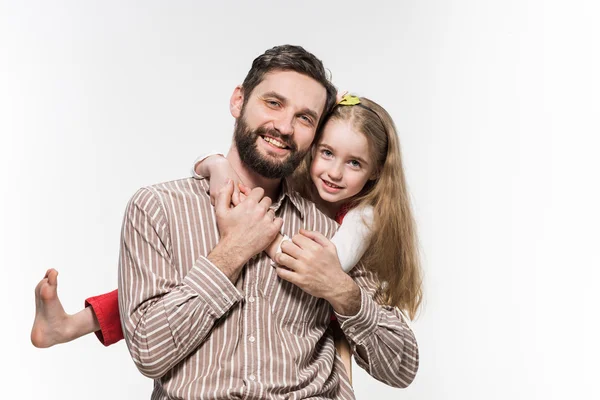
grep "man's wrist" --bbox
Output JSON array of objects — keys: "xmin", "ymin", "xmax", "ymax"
[
  {"xmin": 206, "ymin": 240, "xmax": 249, "ymax": 283},
  {"xmin": 327, "ymin": 275, "xmax": 362, "ymax": 316}
]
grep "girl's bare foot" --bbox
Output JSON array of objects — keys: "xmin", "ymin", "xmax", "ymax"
[{"xmin": 31, "ymin": 269, "xmax": 72, "ymax": 348}]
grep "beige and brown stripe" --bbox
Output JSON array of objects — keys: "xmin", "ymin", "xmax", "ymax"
[{"xmin": 118, "ymin": 177, "xmax": 418, "ymax": 399}]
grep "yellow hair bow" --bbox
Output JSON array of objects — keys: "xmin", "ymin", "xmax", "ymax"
[{"xmin": 338, "ymin": 93, "xmax": 361, "ymax": 106}]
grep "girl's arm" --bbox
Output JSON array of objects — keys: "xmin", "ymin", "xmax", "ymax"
[
  {"xmin": 192, "ymin": 152, "xmax": 223, "ymax": 178},
  {"xmin": 330, "ymin": 206, "xmax": 374, "ymax": 272},
  {"xmin": 192, "ymin": 153, "xmax": 243, "ymax": 206},
  {"xmin": 265, "ymin": 233, "xmax": 287, "ymax": 261}
]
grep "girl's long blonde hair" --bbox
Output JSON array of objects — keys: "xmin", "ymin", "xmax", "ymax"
[{"xmin": 292, "ymin": 97, "xmax": 423, "ymax": 319}]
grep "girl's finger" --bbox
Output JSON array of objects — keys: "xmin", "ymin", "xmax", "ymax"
[
  {"xmin": 215, "ymin": 180, "xmax": 234, "ymax": 215},
  {"xmin": 275, "ymin": 265, "xmax": 298, "ymax": 284},
  {"xmin": 238, "ymin": 183, "xmax": 252, "ymax": 196},
  {"xmin": 299, "ymin": 229, "xmax": 331, "ymax": 248},
  {"xmin": 280, "ymin": 240, "xmax": 303, "ymax": 260},
  {"xmin": 274, "ymin": 252, "xmax": 301, "ymax": 271},
  {"xmin": 231, "ymin": 185, "xmax": 241, "ymax": 206},
  {"xmin": 292, "ymin": 232, "xmax": 322, "ymax": 252}
]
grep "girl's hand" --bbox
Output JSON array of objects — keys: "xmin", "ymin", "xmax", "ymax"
[{"xmin": 195, "ymin": 155, "xmax": 243, "ymax": 206}]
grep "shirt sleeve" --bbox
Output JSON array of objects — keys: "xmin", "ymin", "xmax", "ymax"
[
  {"xmin": 84, "ymin": 289, "xmax": 124, "ymax": 347},
  {"xmin": 191, "ymin": 152, "xmax": 224, "ymax": 179},
  {"xmin": 330, "ymin": 206, "xmax": 374, "ymax": 272},
  {"xmin": 118, "ymin": 187, "xmax": 244, "ymax": 379},
  {"xmin": 333, "ymin": 264, "xmax": 419, "ymax": 388}
]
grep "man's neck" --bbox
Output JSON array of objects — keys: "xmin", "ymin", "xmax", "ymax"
[{"xmin": 226, "ymin": 146, "xmax": 282, "ymax": 200}]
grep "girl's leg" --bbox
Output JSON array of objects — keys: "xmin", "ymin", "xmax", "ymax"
[
  {"xmin": 31, "ymin": 269, "xmax": 100, "ymax": 348},
  {"xmin": 335, "ymin": 334, "xmax": 353, "ymax": 385},
  {"xmin": 331, "ymin": 319, "xmax": 353, "ymax": 385}
]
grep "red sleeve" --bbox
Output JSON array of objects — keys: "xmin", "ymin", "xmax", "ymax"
[{"xmin": 84, "ymin": 289, "xmax": 124, "ymax": 346}]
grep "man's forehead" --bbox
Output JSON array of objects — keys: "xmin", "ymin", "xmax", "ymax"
[{"xmin": 252, "ymin": 70, "xmax": 327, "ymax": 116}]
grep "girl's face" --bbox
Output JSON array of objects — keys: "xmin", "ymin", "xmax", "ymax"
[{"xmin": 310, "ymin": 118, "xmax": 377, "ymax": 207}]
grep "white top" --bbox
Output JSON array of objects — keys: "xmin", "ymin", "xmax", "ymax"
[
  {"xmin": 191, "ymin": 153, "xmax": 374, "ymax": 273},
  {"xmin": 331, "ymin": 205, "xmax": 374, "ymax": 272}
]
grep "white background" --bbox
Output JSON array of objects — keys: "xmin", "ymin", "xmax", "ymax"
[{"xmin": 2, "ymin": 1, "xmax": 599, "ymax": 399}]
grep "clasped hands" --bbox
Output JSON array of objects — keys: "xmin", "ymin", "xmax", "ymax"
[{"xmin": 211, "ymin": 179, "xmax": 357, "ymax": 309}]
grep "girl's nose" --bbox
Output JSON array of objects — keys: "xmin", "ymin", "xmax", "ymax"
[{"xmin": 328, "ymin": 163, "xmax": 343, "ymax": 181}]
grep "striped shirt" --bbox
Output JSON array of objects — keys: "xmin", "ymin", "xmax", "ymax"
[{"xmin": 118, "ymin": 177, "xmax": 418, "ymax": 399}]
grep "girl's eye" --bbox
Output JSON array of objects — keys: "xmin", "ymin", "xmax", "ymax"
[
  {"xmin": 349, "ymin": 160, "xmax": 361, "ymax": 168},
  {"xmin": 321, "ymin": 149, "xmax": 333, "ymax": 158}
]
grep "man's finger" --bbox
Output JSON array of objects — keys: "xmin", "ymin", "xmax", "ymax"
[
  {"xmin": 259, "ymin": 196, "xmax": 272, "ymax": 211},
  {"xmin": 215, "ymin": 180, "xmax": 233, "ymax": 215},
  {"xmin": 266, "ymin": 209, "xmax": 275, "ymax": 221},
  {"xmin": 299, "ymin": 229, "xmax": 332, "ymax": 248},
  {"xmin": 273, "ymin": 217, "xmax": 284, "ymax": 232}
]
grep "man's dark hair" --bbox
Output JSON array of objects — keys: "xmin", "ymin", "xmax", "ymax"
[{"xmin": 241, "ymin": 45, "xmax": 337, "ymax": 126}]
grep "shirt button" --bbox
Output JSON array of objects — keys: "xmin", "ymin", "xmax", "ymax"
[
  {"xmin": 248, "ymin": 296, "xmax": 255, "ymax": 303},
  {"xmin": 381, "ymin": 281, "xmax": 389, "ymax": 290},
  {"xmin": 248, "ymin": 336, "xmax": 256, "ymax": 343},
  {"xmin": 348, "ymin": 327, "xmax": 356, "ymax": 333},
  {"xmin": 249, "ymin": 374, "xmax": 256, "ymax": 381}
]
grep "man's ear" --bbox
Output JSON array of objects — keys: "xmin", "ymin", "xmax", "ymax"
[{"xmin": 230, "ymin": 85, "xmax": 244, "ymax": 118}]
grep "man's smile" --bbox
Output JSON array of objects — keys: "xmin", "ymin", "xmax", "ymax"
[{"xmin": 260, "ymin": 135, "xmax": 289, "ymax": 149}]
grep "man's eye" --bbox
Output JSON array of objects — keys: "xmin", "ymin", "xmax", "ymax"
[
  {"xmin": 267, "ymin": 100, "xmax": 280, "ymax": 107},
  {"xmin": 299, "ymin": 115, "xmax": 313, "ymax": 125}
]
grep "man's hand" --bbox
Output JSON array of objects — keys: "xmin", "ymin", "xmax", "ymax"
[
  {"xmin": 207, "ymin": 180, "xmax": 283, "ymax": 283},
  {"xmin": 274, "ymin": 229, "xmax": 362, "ymax": 316}
]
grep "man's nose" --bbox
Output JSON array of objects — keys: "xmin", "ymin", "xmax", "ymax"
[{"xmin": 273, "ymin": 112, "xmax": 294, "ymax": 136}]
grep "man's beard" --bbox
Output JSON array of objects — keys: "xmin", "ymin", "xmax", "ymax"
[{"xmin": 234, "ymin": 116, "xmax": 307, "ymax": 179}]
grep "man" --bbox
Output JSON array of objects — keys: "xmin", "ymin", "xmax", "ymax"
[{"xmin": 118, "ymin": 45, "xmax": 418, "ymax": 399}]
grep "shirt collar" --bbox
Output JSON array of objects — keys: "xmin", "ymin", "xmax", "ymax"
[{"xmin": 273, "ymin": 178, "xmax": 305, "ymax": 219}]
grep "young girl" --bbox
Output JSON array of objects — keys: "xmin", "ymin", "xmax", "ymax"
[{"xmin": 31, "ymin": 94, "xmax": 423, "ymax": 380}]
